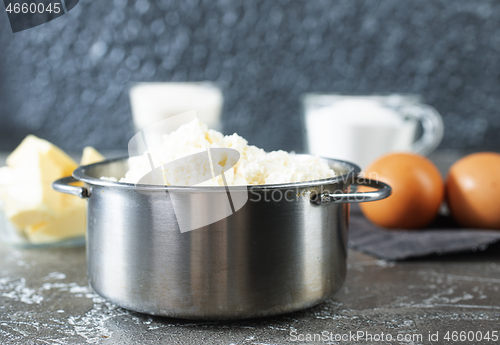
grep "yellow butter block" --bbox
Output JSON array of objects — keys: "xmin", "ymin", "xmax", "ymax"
[
  {"xmin": 3, "ymin": 136, "xmax": 78, "ymax": 224},
  {"xmin": 81, "ymin": 146, "xmax": 105, "ymax": 165},
  {"xmin": 1, "ymin": 167, "xmax": 57, "ymax": 230},
  {"xmin": 2, "ymin": 149, "xmax": 71, "ymax": 230},
  {"xmin": 33, "ymin": 150, "xmax": 69, "ymax": 211},
  {"xmin": 1, "ymin": 135, "xmax": 88, "ymax": 243},
  {"xmin": 7, "ymin": 135, "xmax": 78, "ymax": 177},
  {"xmin": 1, "ymin": 166, "xmax": 50, "ymax": 233},
  {"xmin": 25, "ymin": 197, "xmax": 86, "ymax": 244},
  {"xmin": 5, "ymin": 201, "xmax": 54, "ymax": 231},
  {"xmin": 0, "ymin": 166, "xmax": 14, "ymax": 200}
]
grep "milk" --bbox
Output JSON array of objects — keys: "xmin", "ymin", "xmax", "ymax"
[
  {"xmin": 304, "ymin": 97, "xmax": 419, "ymax": 169},
  {"xmin": 130, "ymin": 82, "xmax": 223, "ymax": 131}
]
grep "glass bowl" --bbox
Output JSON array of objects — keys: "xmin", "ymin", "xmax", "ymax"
[{"xmin": 0, "ymin": 199, "xmax": 85, "ymax": 249}]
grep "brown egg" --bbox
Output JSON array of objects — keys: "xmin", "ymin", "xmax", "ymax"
[
  {"xmin": 360, "ymin": 152, "xmax": 444, "ymax": 229},
  {"xmin": 446, "ymin": 152, "xmax": 500, "ymax": 229}
]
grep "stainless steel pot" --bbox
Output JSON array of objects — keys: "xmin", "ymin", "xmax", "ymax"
[{"xmin": 53, "ymin": 156, "xmax": 390, "ymax": 320}]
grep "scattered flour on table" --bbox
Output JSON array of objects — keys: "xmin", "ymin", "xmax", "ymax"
[
  {"xmin": 0, "ymin": 273, "xmax": 123, "ymax": 344},
  {"xmin": 44, "ymin": 272, "xmax": 67, "ymax": 280},
  {"xmin": 0, "ymin": 277, "xmax": 43, "ymax": 304}
]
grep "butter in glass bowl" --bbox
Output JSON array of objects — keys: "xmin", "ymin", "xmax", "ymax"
[{"xmin": 0, "ymin": 136, "xmax": 104, "ymax": 248}]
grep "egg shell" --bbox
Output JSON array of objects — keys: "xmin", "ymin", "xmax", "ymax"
[
  {"xmin": 360, "ymin": 152, "xmax": 444, "ymax": 229},
  {"xmin": 446, "ymin": 152, "xmax": 500, "ymax": 229}
]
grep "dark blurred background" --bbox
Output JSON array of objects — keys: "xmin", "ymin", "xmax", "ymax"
[{"xmin": 0, "ymin": 0, "xmax": 499, "ymax": 152}]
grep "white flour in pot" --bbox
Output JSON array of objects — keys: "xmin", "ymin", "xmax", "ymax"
[{"xmin": 106, "ymin": 119, "xmax": 336, "ymax": 186}]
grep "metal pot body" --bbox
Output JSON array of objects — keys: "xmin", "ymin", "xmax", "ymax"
[{"xmin": 53, "ymin": 157, "xmax": 390, "ymax": 320}]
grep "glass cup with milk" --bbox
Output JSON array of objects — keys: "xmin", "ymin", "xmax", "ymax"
[
  {"xmin": 302, "ymin": 94, "xmax": 444, "ymax": 169},
  {"xmin": 130, "ymin": 82, "xmax": 224, "ymax": 132}
]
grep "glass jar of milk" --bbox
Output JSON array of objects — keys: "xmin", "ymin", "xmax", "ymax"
[{"xmin": 130, "ymin": 82, "xmax": 224, "ymax": 131}]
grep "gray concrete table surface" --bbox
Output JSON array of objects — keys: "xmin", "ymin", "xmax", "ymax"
[{"xmin": 1, "ymin": 150, "xmax": 499, "ymax": 345}]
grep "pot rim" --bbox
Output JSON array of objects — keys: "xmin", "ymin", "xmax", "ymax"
[{"xmin": 72, "ymin": 155, "xmax": 361, "ymax": 192}]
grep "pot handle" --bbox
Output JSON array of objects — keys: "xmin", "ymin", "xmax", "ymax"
[
  {"xmin": 52, "ymin": 176, "xmax": 90, "ymax": 199},
  {"xmin": 311, "ymin": 178, "xmax": 391, "ymax": 205}
]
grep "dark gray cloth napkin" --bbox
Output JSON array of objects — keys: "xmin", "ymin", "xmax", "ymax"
[{"xmin": 348, "ymin": 204, "xmax": 500, "ymax": 261}]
